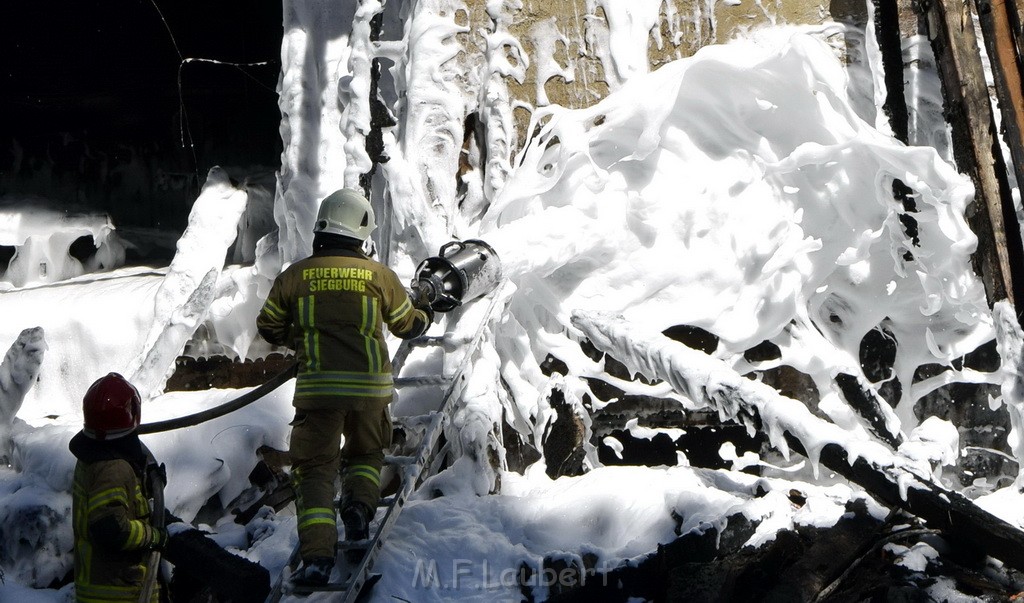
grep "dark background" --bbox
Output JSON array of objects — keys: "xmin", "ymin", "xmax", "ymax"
[{"xmin": 0, "ymin": 0, "xmax": 283, "ymax": 232}]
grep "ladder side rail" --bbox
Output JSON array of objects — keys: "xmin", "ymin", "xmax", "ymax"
[
  {"xmin": 340, "ymin": 412, "xmax": 448, "ymax": 602},
  {"xmin": 339, "ymin": 287, "xmax": 510, "ymax": 601}
]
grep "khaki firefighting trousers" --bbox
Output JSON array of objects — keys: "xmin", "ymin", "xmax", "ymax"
[{"xmin": 289, "ymin": 401, "xmax": 392, "ymax": 560}]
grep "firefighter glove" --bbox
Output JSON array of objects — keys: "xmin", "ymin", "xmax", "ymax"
[{"xmin": 153, "ymin": 527, "xmax": 169, "ymax": 550}]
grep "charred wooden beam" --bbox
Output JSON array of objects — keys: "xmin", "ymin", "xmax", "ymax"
[
  {"xmin": 594, "ymin": 328, "xmax": 904, "ymax": 450},
  {"xmin": 586, "ymin": 369, "xmax": 902, "ymax": 451},
  {"xmin": 759, "ymin": 501, "xmax": 891, "ymax": 601},
  {"xmin": 547, "ymin": 504, "xmax": 891, "ymax": 602},
  {"xmin": 921, "ymin": 0, "xmax": 1024, "ymax": 324},
  {"xmin": 360, "ymin": 6, "xmax": 396, "ymax": 198},
  {"xmin": 974, "ymin": 0, "xmax": 1024, "ymax": 187},
  {"xmin": 973, "ymin": 0, "xmax": 1024, "ymax": 323},
  {"xmin": 835, "ymin": 372, "xmax": 904, "ymax": 449},
  {"xmin": 1010, "ymin": 0, "xmax": 1024, "ymax": 61},
  {"xmin": 572, "ymin": 312, "xmax": 1024, "ymax": 573},
  {"xmin": 874, "ymin": 1, "xmax": 923, "ymax": 258},
  {"xmin": 874, "ymin": 0, "xmax": 911, "ymax": 143}
]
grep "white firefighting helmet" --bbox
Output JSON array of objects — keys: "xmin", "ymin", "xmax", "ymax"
[{"xmin": 314, "ymin": 188, "xmax": 376, "ymax": 241}]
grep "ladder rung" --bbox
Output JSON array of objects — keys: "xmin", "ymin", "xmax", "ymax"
[
  {"xmin": 338, "ymin": 541, "xmax": 370, "ymax": 551},
  {"xmin": 384, "ymin": 455, "xmax": 415, "ymax": 465},
  {"xmin": 393, "ymin": 413, "xmax": 440, "ymax": 428},
  {"xmin": 292, "ymin": 581, "xmax": 352, "ymax": 593},
  {"xmin": 408, "ymin": 335, "xmax": 446, "ymax": 347},
  {"xmin": 394, "ymin": 375, "xmax": 451, "ymax": 387}
]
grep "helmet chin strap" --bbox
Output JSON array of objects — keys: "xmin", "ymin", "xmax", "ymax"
[{"xmin": 82, "ymin": 426, "xmax": 136, "ymax": 441}]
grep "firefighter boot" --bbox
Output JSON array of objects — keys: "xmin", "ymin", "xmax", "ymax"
[
  {"xmin": 293, "ymin": 556, "xmax": 334, "ymax": 587},
  {"xmin": 340, "ymin": 501, "xmax": 372, "ymax": 542}
]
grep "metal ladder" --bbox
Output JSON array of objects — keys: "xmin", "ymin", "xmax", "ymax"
[{"xmin": 264, "ymin": 285, "xmax": 508, "ymax": 602}]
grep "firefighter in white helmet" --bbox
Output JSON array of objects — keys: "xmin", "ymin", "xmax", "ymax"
[{"xmin": 257, "ymin": 188, "xmax": 432, "ymax": 585}]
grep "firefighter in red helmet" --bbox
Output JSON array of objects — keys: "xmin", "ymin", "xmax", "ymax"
[{"xmin": 69, "ymin": 373, "xmax": 167, "ymax": 603}]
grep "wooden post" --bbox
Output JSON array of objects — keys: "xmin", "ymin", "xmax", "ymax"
[
  {"xmin": 875, "ymin": 1, "xmax": 923, "ymax": 257},
  {"xmin": 921, "ymin": 0, "xmax": 1024, "ymax": 324},
  {"xmin": 360, "ymin": 3, "xmax": 394, "ymax": 198},
  {"xmin": 974, "ymin": 0, "xmax": 1024, "ymax": 188},
  {"xmin": 874, "ymin": 0, "xmax": 910, "ymax": 143},
  {"xmin": 973, "ymin": 0, "xmax": 1024, "ymax": 322}
]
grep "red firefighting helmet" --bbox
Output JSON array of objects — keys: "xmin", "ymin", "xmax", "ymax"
[{"xmin": 82, "ymin": 373, "xmax": 142, "ymax": 440}]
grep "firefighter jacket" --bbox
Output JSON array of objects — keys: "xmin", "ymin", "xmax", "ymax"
[
  {"xmin": 257, "ymin": 245, "xmax": 430, "ymax": 409},
  {"xmin": 69, "ymin": 431, "xmax": 163, "ymax": 603}
]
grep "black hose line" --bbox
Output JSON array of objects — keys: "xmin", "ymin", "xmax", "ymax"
[{"xmin": 137, "ymin": 362, "xmax": 298, "ymax": 434}]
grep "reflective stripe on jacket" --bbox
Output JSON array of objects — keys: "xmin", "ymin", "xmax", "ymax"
[
  {"xmin": 257, "ymin": 248, "xmax": 429, "ymax": 408},
  {"xmin": 72, "ymin": 458, "xmax": 160, "ymax": 602}
]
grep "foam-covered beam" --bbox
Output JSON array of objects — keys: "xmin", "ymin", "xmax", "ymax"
[{"xmin": 572, "ymin": 311, "xmax": 1024, "ymax": 571}]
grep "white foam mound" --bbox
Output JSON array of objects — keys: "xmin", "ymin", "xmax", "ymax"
[
  {"xmin": 481, "ymin": 32, "xmax": 990, "ymax": 432},
  {"xmin": 0, "ymin": 200, "xmax": 127, "ymax": 288}
]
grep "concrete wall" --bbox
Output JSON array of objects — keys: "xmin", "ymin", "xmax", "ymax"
[{"xmin": 449, "ymin": 0, "xmax": 873, "ymax": 158}]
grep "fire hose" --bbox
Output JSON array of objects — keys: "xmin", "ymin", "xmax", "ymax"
[
  {"xmin": 132, "ymin": 368, "xmax": 296, "ymax": 601},
  {"xmin": 137, "ymin": 362, "xmax": 298, "ymax": 434}
]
